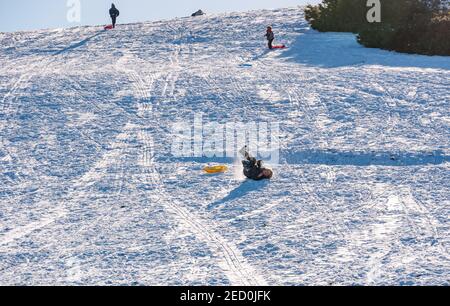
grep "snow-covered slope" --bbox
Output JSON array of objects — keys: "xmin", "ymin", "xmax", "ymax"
[{"xmin": 0, "ymin": 8, "xmax": 449, "ymax": 285}]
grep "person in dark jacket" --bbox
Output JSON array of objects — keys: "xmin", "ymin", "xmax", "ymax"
[
  {"xmin": 109, "ymin": 4, "xmax": 120, "ymax": 28},
  {"xmin": 241, "ymin": 146, "xmax": 273, "ymax": 180},
  {"xmin": 265, "ymin": 26, "xmax": 275, "ymax": 49}
]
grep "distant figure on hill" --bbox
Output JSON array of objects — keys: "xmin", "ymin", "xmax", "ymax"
[
  {"xmin": 265, "ymin": 26, "xmax": 275, "ymax": 49},
  {"xmin": 192, "ymin": 9, "xmax": 205, "ymax": 17},
  {"xmin": 109, "ymin": 4, "xmax": 120, "ymax": 28}
]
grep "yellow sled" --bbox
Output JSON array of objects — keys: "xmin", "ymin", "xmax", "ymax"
[{"xmin": 203, "ymin": 165, "xmax": 228, "ymax": 174}]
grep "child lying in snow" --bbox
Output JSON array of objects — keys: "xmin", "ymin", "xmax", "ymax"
[{"xmin": 241, "ymin": 146, "xmax": 273, "ymax": 180}]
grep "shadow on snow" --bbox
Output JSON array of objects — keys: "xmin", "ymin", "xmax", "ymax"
[
  {"xmin": 53, "ymin": 30, "xmax": 106, "ymax": 55},
  {"xmin": 280, "ymin": 30, "xmax": 450, "ymax": 70},
  {"xmin": 283, "ymin": 149, "xmax": 449, "ymax": 166},
  {"xmin": 207, "ymin": 180, "xmax": 269, "ymax": 210}
]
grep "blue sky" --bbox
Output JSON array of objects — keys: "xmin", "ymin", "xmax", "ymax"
[{"xmin": 0, "ymin": 0, "xmax": 320, "ymax": 32}]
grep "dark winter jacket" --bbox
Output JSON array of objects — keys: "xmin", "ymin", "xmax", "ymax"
[
  {"xmin": 265, "ymin": 30, "xmax": 274, "ymax": 41},
  {"xmin": 243, "ymin": 158, "xmax": 266, "ymax": 181},
  {"xmin": 110, "ymin": 5, "xmax": 120, "ymax": 18}
]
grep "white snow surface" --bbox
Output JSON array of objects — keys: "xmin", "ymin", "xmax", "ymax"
[{"xmin": 0, "ymin": 8, "xmax": 449, "ymax": 285}]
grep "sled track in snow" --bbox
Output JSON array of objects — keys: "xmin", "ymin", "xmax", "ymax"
[
  {"xmin": 0, "ymin": 125, "xmax": 137, "ymax": 281},
  {"xmin": 398, "ymin": 187, "xmax": 449, "ymax": 257},
  {"xmin": 281, "ymin": 69, "xmax": 449, "ymax": 284},
  {"xmin": 0, "ymin": 56, "xmax": 63, "ymax": 228},
  {"xmin": 0, "ymin": 124, "xmax": 132, "ymax": 249},
  {"xmin": 0, "ymin": 34, "xmax": 141, "ymax": 251},
  {"xmin": 0, "ymin": 47, "xmax": 136, "ymax": 250},
  {"xmin": 0, "ymin": 65, "xmax": 66, "ymax": 247},
  {"xmin": 0, "ymin": 31, "xmax": 118, "ymax": 249}
]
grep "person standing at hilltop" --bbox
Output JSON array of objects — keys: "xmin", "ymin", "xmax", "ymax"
[{"xmin": 109, "ymin": 4, "xmax": 120, "ymax": 29}]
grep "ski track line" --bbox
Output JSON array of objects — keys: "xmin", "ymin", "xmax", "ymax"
[
  {"xmin": 0, "ymin": 56, "xmax": 68, "ymax": 238},
  {"xmin": 0, "ymin": 145, "xmax": 131, "ymax": 273},
  {"xmin": 55, "ymin": 126, "xmax": 134, "ymax": 255},
  {"xmin": 161, "ymin": 72, "xmax": 172, "ymax": 97},
  {"xmin": 329, "ymin": 184, "xmax": 401, "ymax": 285},
  {"xmin": 1, "ymin": 47, "xmax": 69, "ymax": 114},
  {"xmin": 0, "ymin": 31, "xmax": 110, "ymax": 229},
  {"xmin": 282, "ymin": 68, "xmax": 361, "ymax": 282},
  {"xmin": 0, "ymin": 130, "xmax": 142, "ymax": 282},
  {"xmin": 161, "ymin": 46, "xmax": 181, "ymax": 98},
  {"xmin": 333, "ymin": 183, "xmax": 444, "ymax": 285},
  {"xmin": 398, "ymin": 187, "xmax": 449, "ymax": 257},
  {"xmin": 232, "ymin": 197, "xmax": 286, "ymax": 221},
  {"xmin": 1, "ymin": 75, "xmax": 28, "ymax": 111},
  {"xmin": 285, "ymin": 80, "xmax": 352, "ymax": 241},
  {"xmin": 0, "ymin": 124, "xmax": 133, "ymax": 248},
  {"xmin": 364, "ymin": 188, "xmax": 403, "ymax": 285},
  {"xmin": 363, "ymin": 184, "xmax": 447, "ymax": 285},
  {"xmin": 0, "ymin": 210, "xmax": 66, "ymax": 247}
]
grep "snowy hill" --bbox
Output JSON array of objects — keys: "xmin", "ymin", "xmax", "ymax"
[{"xmin": 0, "ymin": 7, "xmax": 449, "ymax": 285}]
